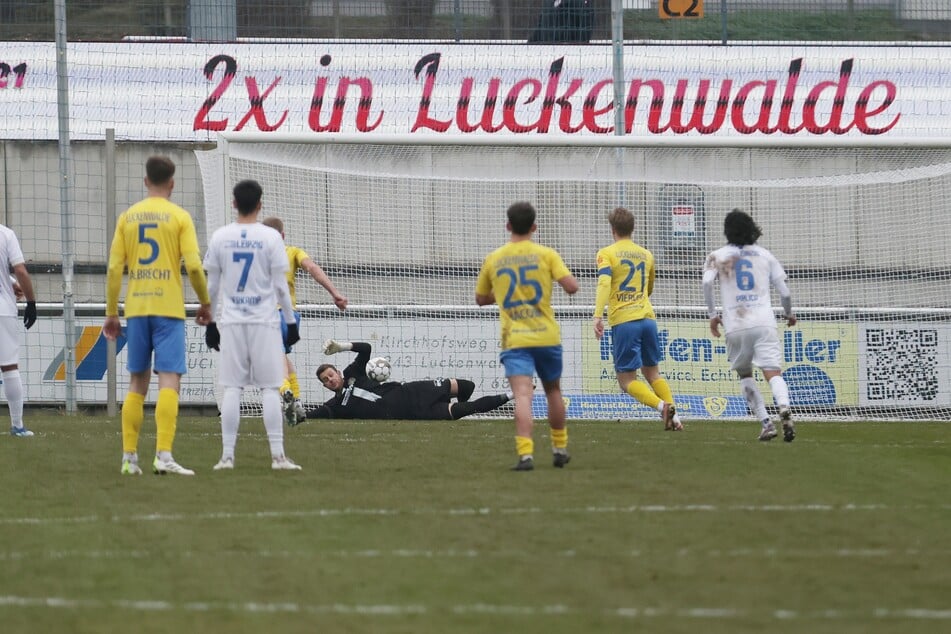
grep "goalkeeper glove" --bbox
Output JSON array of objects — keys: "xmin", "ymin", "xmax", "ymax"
[
  {"xmin": 285, "ymin": 323, "xmax": 300, "ymax": 347},
  {"xmin": 323, "ymin": 338, "xmax": 350, "ymax": 355},
  {"xmin": 205, "ymin": 322, "xmax": 220, "ymax": 351},
  {"xmin": 23, "ymin": 301, "xmax": 36, "ymax": 330}
]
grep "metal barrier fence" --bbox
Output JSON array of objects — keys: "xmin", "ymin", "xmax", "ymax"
[{"xmin": 0, "ymin": 1, "xmax": 948, "ymax": 43}]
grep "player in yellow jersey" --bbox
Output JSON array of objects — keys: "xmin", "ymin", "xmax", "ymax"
[
  {"xmin": 103, "ymin": 156, "xmax": 212, "ymax": 476},
  {"xmin": 260, "ymin": 217, "xmax": 348, "ymax": 424},
  {"xmin": 593, "ymin": 207, "xmax": 682, "ymax": 431},
  {"xmin": 476, "ymin": 201, "xmax": 579, "ymax": 471}
]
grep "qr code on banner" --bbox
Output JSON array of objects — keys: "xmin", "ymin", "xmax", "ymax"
[{"xmin": 865, "ymin": 329, "xmax": 938, "ymax": 401}]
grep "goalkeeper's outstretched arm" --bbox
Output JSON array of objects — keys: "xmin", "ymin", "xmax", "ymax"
[
  {"xmin": 323, "ymin": 339, "xmax": 351, "ymax": 354},
  {"xmin": 323, "ymin": 340, "xmax": 372, "ymax": 356},
  {"xmin": 323, "ymin": 340, "xmax": 373, "ymax": 380},
  {"xmin": 350, "ymin": 342, "xmax": 372, "ymax": 356}
]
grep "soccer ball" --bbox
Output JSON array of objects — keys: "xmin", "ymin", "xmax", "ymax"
[{"xmin": 365, "ymin": 356, "xmax": 392, "ymax": 383}]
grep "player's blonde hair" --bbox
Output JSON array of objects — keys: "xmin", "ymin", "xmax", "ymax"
[
  {"xmin": 262, "ymin": 216, "xmax": 284, "ymax": 233},
  {"xmin": 608, "ymin": 207, "xmax": 634, "ymax": 237}
]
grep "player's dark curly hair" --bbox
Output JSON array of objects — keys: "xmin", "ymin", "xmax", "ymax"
[{"xmin": 723, "ymin": 208, "xmax": 762, "ymax": 246}]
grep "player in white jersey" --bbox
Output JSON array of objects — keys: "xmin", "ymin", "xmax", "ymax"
[
  {"xmin": 203, "ymin": 179, "xmax": 303, "ymax": 470},
  {"xmin": 0, "ymin": 225, "xmax": 37, "ymax": 437},
  {"xmin": 702, "ymin": 209, "xmax": 797, "ymax": 442}
]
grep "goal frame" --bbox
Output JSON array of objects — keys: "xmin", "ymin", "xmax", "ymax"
[{"xmin": 199, "ymin": 132, "xmax": 951, "ymax": 421}]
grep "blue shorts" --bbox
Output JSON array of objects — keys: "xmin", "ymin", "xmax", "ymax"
[
  {"xmin": 611, "ymin": 319, "xmax": 662, "ymax": 372},
  {"xmin": 279, "ymin": 310, "xmax": 302, "ymax": 353},
  {"xmin": 125, "ymin": 316, "xmax": 186, "ymax": 374},
  {"xmin": 500, "ymin": 345, "xmax": 563, "ymax": 382}
]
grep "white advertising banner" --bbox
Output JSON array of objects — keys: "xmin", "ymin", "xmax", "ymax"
[
  {"xmin": 20, "ymin": 315, "xmax": 951, "ymax": 416},
  {"xmin": 24, "ymin": 316, "xmax": 514, "ymax": 408},
  {"xmin": 0, "ymin": 42, "xmax": 948, "ymax": 141}
]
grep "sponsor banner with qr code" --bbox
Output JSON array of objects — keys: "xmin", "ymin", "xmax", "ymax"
[
  {"xmin": 32, "ymin": 314, "xmax": 951, "ymax": 414},
  {"xmin": 582, "ymin": 320, "xmax": 859, "ymax": 415},
  {"xmin": 859, "ymin": 324, "xmax": 951, "ymax": 406}
]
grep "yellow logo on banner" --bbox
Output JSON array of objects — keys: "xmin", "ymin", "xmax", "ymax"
[
  {"xmin": 660, "ymin": 0, "xmax": 704, "ymax": 19},
  {"xmin": 582, "ymin": 320, "xmax": 858, "ymax": 406},
  {"xmin": 703, "ymin": 396, "xmax": 728, "ymax": 417}
]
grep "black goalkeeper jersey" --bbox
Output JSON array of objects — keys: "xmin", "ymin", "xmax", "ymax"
[
  {"xmin": 303, "ymin": 342, "xmax": 479, "ymax": 420},
  {"xmin": 305, "ymin": 342, "xmax": 401, "ymax": 419}
]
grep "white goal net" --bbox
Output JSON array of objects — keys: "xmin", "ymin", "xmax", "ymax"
[{"xmin": 197, "ymin": 135, "xmax": 951, "ymax": 421}]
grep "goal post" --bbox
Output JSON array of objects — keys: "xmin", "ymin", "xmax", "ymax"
[{"xmin": 196, "ymin": 133, "xmax": 951, "ymax": 421}]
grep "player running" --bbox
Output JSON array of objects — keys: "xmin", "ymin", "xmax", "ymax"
[
  {"xmin": 702, "ymin": 208, "xmax": 797, "ymax": 442},
  {"xmin": 593, "ymin": 207, "xmax": 682, "ymax": 431}
]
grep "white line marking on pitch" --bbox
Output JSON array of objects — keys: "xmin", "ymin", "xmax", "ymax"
[
  {"xmin": 3, "ymin": 547, "xmax": 948, "ymax": 562},
  {"xmin": 0, "ymin": 596, "xmax": 948, "ymax": 620},
  {"xmin": 2, "ymin": 503, "xmax": 949, "ymax": 526},
  {"xmin": 0, "ymin": 595, "xmax": 425, "ymax": 615}
]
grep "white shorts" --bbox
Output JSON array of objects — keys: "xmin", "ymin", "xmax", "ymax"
[
  {"xmin": 725, "ymin": 326, "xmax": 782, "ymax": 373},
  {"xmin": 217, "ymin": 322, "xmax": 285, "ymax": 389},
  {"xmin": 0, "ymin": 316, "xmax": 21, "ymax": 366}
]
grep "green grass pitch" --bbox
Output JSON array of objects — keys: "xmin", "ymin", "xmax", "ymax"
[{"xmin": 0, "ymin": 412, "xmax": 948, "ymax": 634}]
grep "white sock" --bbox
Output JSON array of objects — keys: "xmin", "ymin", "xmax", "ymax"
[
  {"xmin": 769, "ymin": 375, "xmax": 791, "ymax": 408},
  {"xmin": 2, "ymin": 370, "xmax": 24, "ymax": 428},
  {"xmin": 261, "ymin": 388, "xmax": 285, "ymax": 457},
  {"xmin": 123, "ymin": 452, "xmax": 138, "ymax": 463},
  {"xmin": 740, "ymin": 377, "xmax": 769, "ymax": 421},
  {"xmin": 656, "ymin": 402, "xmax": 666, "ymax": 414},
  {"xmin": 213, "ymin": 380, "xmax": 224, "ymax": 416},
  {"xmin": 504, "ymin": 389, "xmax": 514, "ymax": 401},
  {"xmin": 220, "ymin": 386, "xmax": 242, "ymax": 460}
]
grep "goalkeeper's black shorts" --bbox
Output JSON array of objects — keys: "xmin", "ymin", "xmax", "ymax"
[{"xmin": 386, "ymin": 379, "xmax": 454, "ymax": 420}]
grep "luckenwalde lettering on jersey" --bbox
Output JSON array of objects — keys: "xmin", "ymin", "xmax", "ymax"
[{"xmin": 0, "ymin": 42, "xmax": 939, "ymax": 141}]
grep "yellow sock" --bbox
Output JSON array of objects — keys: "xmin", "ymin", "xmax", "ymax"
[
  {"xmin": 280, "ymin": 378, "xmax": 291, "ymax": 395},
  {"xmin": 155, "ymin": 387, "xmax": 179, "ymax": 453},
  {"xmin": 627, "ymin": 380, "xmax": 662, "ymax": 409},
  {"xmin": 121, "ymin": 392, "xmax": 145, "ymax": 453},
  {"xmin": 550, "ymin": 427, "xmax": 568, "ymax": 450},
  {"xmin": 651, "ymin": 378, "xmax": 675, "ymax": 404},
  {"xmin": 288, "ymin": 373, "xmax": 300, "ymax": 399},
  {"xmin": 515, "ymin": 435, "xmax": 534, "ymax": 458}
]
